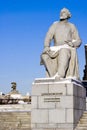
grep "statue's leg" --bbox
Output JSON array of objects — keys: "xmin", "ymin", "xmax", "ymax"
[
  {"xmin": 41, "ymin": 54, "xmax": 55, "ymax": 77},
  {"xmin": 57, "ymin": 48, "xmax": 71, "ymax": 78}
]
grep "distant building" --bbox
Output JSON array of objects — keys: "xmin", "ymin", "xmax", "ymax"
[{"xmin": 0, "ymin": 82, "xmax": 31, "ymax": 104}]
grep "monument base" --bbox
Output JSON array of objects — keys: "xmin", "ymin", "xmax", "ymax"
[{"xmin": 31, "ymin": 78, "xmax": 86, "ymax": 130}]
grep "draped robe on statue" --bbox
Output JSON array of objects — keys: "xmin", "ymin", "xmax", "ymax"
[{"xmin": 41, "ymin": 21, "xmax": 81, "ymax": 79}]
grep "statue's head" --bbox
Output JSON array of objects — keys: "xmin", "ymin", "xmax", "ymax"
[
  {"xmin": 60, "ymin": 8, "xmax": 71, "ymax": 20},
  {"xmin": 11, "ymin": 82, "xmax": 16, "ymax": 90}
]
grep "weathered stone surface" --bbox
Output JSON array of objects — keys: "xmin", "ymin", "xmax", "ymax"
[
  {"xmin": 49, "ymin": 109, "xmax": 66, "ymax": 123},
  {"xmin": 31, "ymin": 78, "xmax": 86, "ymax": 130},
  {"xmin": 74, "ymin": 111, "xmax": 87, "ymax": 130},
  {"xmin": 32, "ymin": 83, "xmax": 49, "ymax": 96},
  {"xmin": 31, "ymin": 109, "xmax": 48, "ymax": 123},
  {"xmin": 0, "ymin": 111, "xmax": 31, "ymax": 130}
]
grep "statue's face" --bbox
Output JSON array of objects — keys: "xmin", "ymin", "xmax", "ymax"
[
  {"xmin": 60, "ymin": 11, "xmax": 68, "ymax": 20},
  {"xmin": 60, "ymin": 8, "xmax": 71, "ymax": 20}
]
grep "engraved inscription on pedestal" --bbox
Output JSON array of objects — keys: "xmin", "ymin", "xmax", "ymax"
[
  {"xmin": 41, "ymin": 93, "xmax": 61, "ymax": 103},
  {"xmin": 44, "ymin": 97, "xmax": 60, "ymax": 102},
  {"xmin": 41, "ymin": 92, "xmax": 62, "ymax": 96}
]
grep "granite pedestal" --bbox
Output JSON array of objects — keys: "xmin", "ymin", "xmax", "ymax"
[{"xmin": 31, "ymin": 78, "xmax": 86, "ymax": 130}]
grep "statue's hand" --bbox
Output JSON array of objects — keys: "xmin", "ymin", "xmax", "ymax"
[
  {"xmin": 43, "ymin": 47, "xmax": 50, "ymax": 53},
  {"xmin": 65, "ymin": 40, "xmax": 74, "ymax": 47}
]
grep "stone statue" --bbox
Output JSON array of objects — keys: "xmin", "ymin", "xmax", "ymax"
[
  {"xmin": 41, "ymin": 8, "xmax": 81, "ymax": 80},
  {"xmin": 10, "ymin": 82, "xmax": 19, "ymax": 94},
  {"xmin": 11, "ymin": 82, "xmax": 17, "ymax": 91}
]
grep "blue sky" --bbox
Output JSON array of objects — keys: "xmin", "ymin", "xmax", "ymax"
[{"xmin": 0, "ymin": 0, "xmax": 87, "ymax": 94}]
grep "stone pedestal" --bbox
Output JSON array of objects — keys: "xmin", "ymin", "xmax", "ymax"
[{"xmin": 31, "ymin": 78, "xmax": 86, "ymax": 130}]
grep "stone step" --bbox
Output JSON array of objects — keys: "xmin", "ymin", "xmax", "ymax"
[
  {"xmin": 79, "ymin": 114, "xmax": 87, "ymax": 117},
  {"xmin": 83, "ymin": 111, "xmax": 87, "ymax": 114},
  {"xmin": 0, "ymin": 128, "xmax": 31, "ymax": 130},
  {"xmin": 81, "ymin": 116, "xmax": 87, "ymax": 118},
  {"xmin": 0, "ymin": 118, "xmax": 30, "ymax": 121},
  {"xmin": 80, "ymin": 118, "xmax": 87, "ymax": 121},
  {"xmin": 0, "ymin": 112, "xmax": 31, "ymax": 115},
  {"xmin": 82, "ymin": 115, "xmax": 87, "ymax": 117},
  {"xmin": 0, "ymin": 111, "xmax": 30, "ymax": 114},
  {"xmin": 75, "ymin": 127, "xmax": 87, "ymax": 130},
  {"xmin": 0, "ymin": 115, "xmax": 31, "ymax": 118},
  {"xmin": 0, "ymin": 104, "xmax": 31, "ymax": 111},
  {"xmin": 79, "ymin": 120, "xmax": 87, "ymax": 124},
  {"xmin": 0, "ymin": 114, "xmax": 30, "ymax": 117},
  {"xmin": 0, "ymin": 111, "xmax": 31, "ymax": 130},
  {"xmin": 75, "ymin": 111, "xmax": 87, "ymax": 130},
  {"xmin": 78, "ymin": 123, "xmax": 87, "ymax": 126},
  {"xmin": 1, "ymin": 121, "xmax": 31, "ymax": 124}
]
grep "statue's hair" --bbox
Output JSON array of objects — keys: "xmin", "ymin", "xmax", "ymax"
[{"xmin": 60, "ymin": 8, "xmax": 71, "ymax": 19}]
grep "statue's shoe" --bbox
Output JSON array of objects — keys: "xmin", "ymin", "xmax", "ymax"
[
  {"xmin": 53, "ymin": 73, "xmax": 63, "ymax": 81},
  {"xmin": 55, "ymin": 75, "xmax": 63, "ymax": 81}
]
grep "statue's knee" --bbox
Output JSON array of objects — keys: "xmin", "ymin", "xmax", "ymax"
[
  {"xmin": 59, "ymin": 49, "xmax": 71, "ymax": 58},
  {"xmin": 65, "ymin": 49, "xmax": 71, "ymax": 58},
  {"xmin": 41, "ymin": 54, "xmax": 49, "ymax": 61}
]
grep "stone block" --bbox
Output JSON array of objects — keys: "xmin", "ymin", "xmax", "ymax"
[
  {"xmin": 36, "ymin": 123, "xmax": 58, "ymax": 128},
  {"xmin": 57, "ymin": 123, "xmax": 75, "ymax": 130},
  {"xmin": 49, "ymin": 83, "xmax": 67, "ymax": 95},
  {"xmin": 32, "ymin": 129, "xmax": 54, "ymax": 130},
  {"xmin": 82, "ymin": 86, "xmax": 86, "ymax": 98},
  {"xmin": 66, "ymin": 109, "xmax": 74, "ymax": 123},
  {"xmin": 32, "ymin": 96, "xmax": 38, "ymax": 109},
  {"xmin": 31, "ymin": 78, "xmax": 86, "ymax": 130},
  {"xmin": 67, "ymin": 83, "xmax": 77, "ymax": 96},
  {"xmin": 32, "ymin": 83, "xmax": 49, "ymax": 96},
  {"xmin": 55, "ymin": 101, "xmax": 61, "ymax": 108},
  {"xmin": 73, "ymin": 96, "xmax": 78, "ymax": 109},
  {"xmin": 49, "ymin": 109, "xmax": 66, "ymax": 123},
  {"xmin": 79, "ymin": 97, "xmax": 84, "ymax": 109},
  {"xmin": 31, "ymin": 123, "xmax": 36, "ymax": 128},
  {"xmin": 38, "ymin": 95, "xmax": 56, "ymax": 109},
  {"xmin": 74, "ymin": 109, "xmax": 80, "ymax": 123},
  {"xmin": 77, "ymin": 85, "xmax": 85, "ymax": 97},
  {"xmin": 66, "ymin": 83, "xmax": 74, "ymax": 96},
  {"xmin": 31, "ymin": 109, "xmax": 48, "ymax": 123},
  {"xmin": 61, "ymin": 96, "xmax": 73, "ymax": 108}
]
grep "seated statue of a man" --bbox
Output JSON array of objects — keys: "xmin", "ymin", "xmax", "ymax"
[{"xmin": 40, "ymin": 8, "xmax": 81, "ymax": 80}]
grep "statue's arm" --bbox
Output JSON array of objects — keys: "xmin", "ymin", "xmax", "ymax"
[
  {"xmin": 71, "ymin": 24, "xmax": 82, "ymax": 48},
  {"xmin": 65, "ymin": 24, "xmax": 81, "ymax": 48},
  {"xmin": 43, "ymin": 22, "xmax": 57, "ymax": 52}
]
